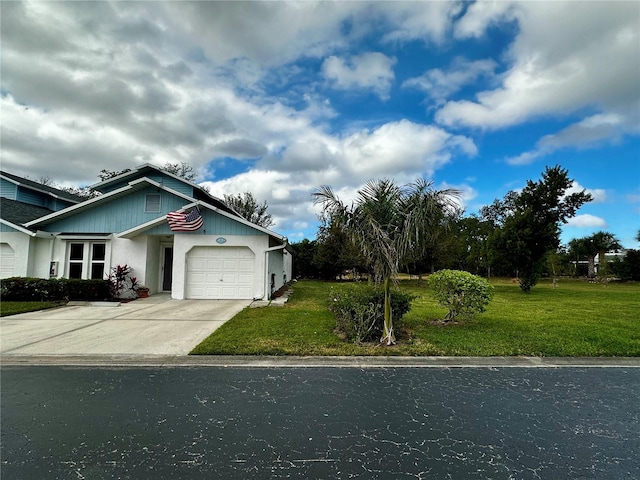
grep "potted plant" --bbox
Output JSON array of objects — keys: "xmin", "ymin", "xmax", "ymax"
[{"xmin": 136, "ymin": 286, "xmax": 150, "ymax": 298}]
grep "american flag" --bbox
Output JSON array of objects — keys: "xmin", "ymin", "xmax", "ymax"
[{"xmin": 167, "ymin": 207, "xmax": 204, "ymax": 232}]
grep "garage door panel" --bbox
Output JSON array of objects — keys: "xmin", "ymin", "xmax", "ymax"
[
  {"xmin": 186, "ymin": 247, "xmax": 255, "ymax": 299},
  {"xmin": 1, "ymin": 243, "xmax": 16, "ymax": 279},
  {"xmin": 238, "ymin": 260, "xmax": 253, "ymax": 271}
]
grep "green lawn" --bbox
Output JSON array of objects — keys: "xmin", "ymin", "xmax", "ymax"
[
  {"xmin": 0, "ymin": 301, "xmax": 65, "ymax": 317},
  {"xmin": 191, "ymin": 278, "xmax": 640, "ymax": 356}
]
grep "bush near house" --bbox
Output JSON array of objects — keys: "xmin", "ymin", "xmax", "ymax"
[
  {"xmin": 329, "ymin": 284, "xmax": 415, "ymax": 343},
  {"xmin": 0, "ymin": 277, "xmax": 110, "ymax": 302}
]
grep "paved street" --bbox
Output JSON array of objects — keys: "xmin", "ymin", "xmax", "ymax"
[{"xmin": 2, "ymin": 366, "xmax": 638, "ymax": 479}]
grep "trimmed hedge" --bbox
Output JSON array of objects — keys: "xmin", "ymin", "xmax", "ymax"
[
  {"xmin": 0, "ymin": 277, "xmax": 111, "ymax": 302},
  {"xmin": 427, "ymin": 269, "xmax": 494, "ymax": 322}
]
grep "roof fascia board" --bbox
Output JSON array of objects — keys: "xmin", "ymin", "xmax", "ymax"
[
  {"xmin": 0, "ymin": 218, "xmax": 36, "ymax": 236},
  {"xmin": 56, "ymin": 234, "xmax": 114, "ymax": 240}
]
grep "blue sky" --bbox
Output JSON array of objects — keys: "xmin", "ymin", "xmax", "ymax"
[{"xmin": 2, "ymin": 1, "xmax": 639, "ymax": 247}]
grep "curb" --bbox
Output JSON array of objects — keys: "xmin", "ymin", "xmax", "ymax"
[{"xmin": 2, "ymin": 355, "xmax": 639, "ymax": 368}]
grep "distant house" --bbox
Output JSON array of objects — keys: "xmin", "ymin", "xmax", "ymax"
[{"xmin": 0, "ymin": 164, "xmax": 291, "ymax": 300}]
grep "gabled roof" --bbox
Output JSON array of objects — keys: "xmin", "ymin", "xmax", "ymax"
[
  {"xmin": 0, "ymin": 170, "xmax": 85, "ymax": 204},
  {"xmin": 0, "ymin": 197, "xmax": 53, "ymax": 227},
  {"xmin": 23, "ymin": 176, "xmax": 286, "ymax": 243},
  {"xmin": 89, "ymin": 163, "xmax": 238, "ymax": 216},
  {"xmin": 25, "ymin": 177, "xmax": 185, "ymax": 227}
]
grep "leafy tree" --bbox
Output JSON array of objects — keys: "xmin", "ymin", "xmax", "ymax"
[
  {"xmin": 314, "ymin": 213, "xmax": 368, "ymax": 280},
  {"xmin": 496, "ymin": 166, "xmax": 592, "ymax": 292},
  {"xmin": 290, "ymin": 239, "xmax": 319, "ymax": 279},
  {"xmin": 314, "ymin": 178, "xmax": 460, "ymax": 345},
  {"xmin": 568, "ymin": 236, "xmax": 593, "ymax": 276},
  {"xmin": 58, "ymin": 186, "xmax": 101, "ymax": 199},
  {"xmin": 162, "ymin": 162, "xmax": 197, "ymax": 182},
  {"xmin": 450, "ymin": 215, "xmax": 495, "ymax": 276},
  {"xmin": 223, "ymin": 192, "xmax": 274, "ymax": 228},
  {"xmin": 98, "ymin": 168, "xmax": 131, "ymax": 181}
]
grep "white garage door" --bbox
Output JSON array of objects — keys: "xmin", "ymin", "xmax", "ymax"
[
  {"xmin": 186, "ymin": 247, "xmax": 255, "ymax": 299},
  {"xmin": 0, "ymin": 243, "xmax": 16, "ymax": 279}
]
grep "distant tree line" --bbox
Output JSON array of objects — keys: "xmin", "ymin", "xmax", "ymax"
[{"xmin": 292, "ymin": 166, "xmax": 640, "ymax": 287}]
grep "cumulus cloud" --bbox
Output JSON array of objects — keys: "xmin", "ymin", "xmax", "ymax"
[
  {"xmin": 439, "ymin": 2, "xmax": 639, "ymax": 133},
  {"xmin": 566, "ymin": 214, "xmax": 607, "ymax": 228},
  {"xmin": 565, "ymin": 181, "xmax": 607, "ymax": 204},
  {"xmin": 322, "ymin": 52, "xmax": 397, "ymax": 100}
]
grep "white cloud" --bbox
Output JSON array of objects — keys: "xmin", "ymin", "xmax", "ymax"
[
  {"xmin": 403, "ymin": 57, "xmax": 497, "ymax": 106},
  {"xmin": 506, "ymin": 112, "xmax": 638, "ymax": 165},
  {"xmin": 566, "ymin": 181, "xmax": 607, "ymax": 204},
  {"xmin": 439, "ymin": 2, "xmax": 640, "ymax": 133},
  {"xmin": 454, "ymin": 1, "xmax": 516, "ymax": 39},
  {"xmin": 566, "ymin": 214, "xmax": 607, "ymax": 228},
  {"xmin": 322, "ymin": 52, "xmax": 397, "ymax": 100}
]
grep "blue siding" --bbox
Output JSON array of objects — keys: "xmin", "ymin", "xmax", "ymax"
[
  {"xmin": 45, "ymin": 197, "xmax": 76, "ymax": 212},
  {"xmin": 1, "ymin": 223, "xmax": 21, "ymax": 233},
  {"xmin": 1, "ymin": 179, "xmax": 18, "ymax": 200},
  {"xmin": 146, "ymin": 209, "xmax": 262, "ymax": 236},
  {"xmin": 41, "ymin": 187, "xmax": 188, "ymax": 233},
  {"xmin": 16, "ymin": 188, "xmax": 47, "ymax": 207},
  {"xmin": 100, "ymin": 172, "xmax": 194, "ymax": 196}
]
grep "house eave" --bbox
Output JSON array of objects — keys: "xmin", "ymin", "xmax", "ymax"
[{"xmin": 0, "ymin": 218, "xmax": 37, "ymax": 236}]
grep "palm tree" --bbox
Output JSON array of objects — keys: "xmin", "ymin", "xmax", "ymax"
[
  {"xmin": 590, "ymin": 231, "xmax": 622, "ymax": 277},
  {"xmin": 313, "ymin": 179, "xmax": 460, "ymax": 345},
  {"xmin": 570, "ymin": 231, "xmax": 623, "ymax": 277}
]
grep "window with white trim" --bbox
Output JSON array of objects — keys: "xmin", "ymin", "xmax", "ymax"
[
  {"xmin": 145, "ymin": 194, "xmax": 161, "ymax": 213},
  {"xmin": 67, "ymin": 242, "xmax": 107, "ymax": 279}
]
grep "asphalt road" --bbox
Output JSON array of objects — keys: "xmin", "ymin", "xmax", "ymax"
[{"xmin": 2, "ymin": 366, "xmax": 639, "ymax": 479}]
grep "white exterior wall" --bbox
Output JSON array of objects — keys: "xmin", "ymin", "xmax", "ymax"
[
  {"xmin": 31, "ymin": 235, "xmax": 56, "ymax": 278},
  {"xmin": 145, "ymin": 236, "xmax": 162, "ymax": 294},
  {"xmin": 267, "ymin": 249, "xmax": 284, "ymax": 297},
  {"xmin": 0, "ymin": 232, "xmax": 32, "ymax": 278},
  {"xmin": 284, "ymin": 250, "xmax": 292, "ymax": 284},
  {"xmin": 172, "ymin": 234, "xmax": 270, "ymax": 300},
  {"xmin": 110, "ymin": 236, "xmax": 148, "ymax": 288}
]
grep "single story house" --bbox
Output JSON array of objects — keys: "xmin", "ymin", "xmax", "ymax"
[{"xmin": 0, "ymin": 164, "xmax": 292, "ymax": 300}]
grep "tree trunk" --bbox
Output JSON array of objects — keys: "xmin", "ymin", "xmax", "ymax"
[
  {"xmin": 380, "ymin": 277, "xmax": 396, "ymax": 345},
  {"xmin": 587, "ymin": 255, "xmax": 596, "ymax": 278},
  {"xmin": 598, "ymin": 250, "xmax": 607, "ymax": 277}
]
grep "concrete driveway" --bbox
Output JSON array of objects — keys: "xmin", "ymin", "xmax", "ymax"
[{"xmin": 0, "ymin": 295, "xmax": 250, "ymax": 356}]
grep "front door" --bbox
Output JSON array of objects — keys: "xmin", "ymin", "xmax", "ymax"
[{"xmin": 162, "ymin": 246, "xmax": 173, "ymax": 291}]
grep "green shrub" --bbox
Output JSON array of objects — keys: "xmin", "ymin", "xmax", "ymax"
[
  {"xmin": 427, "ymin": 270, "xmax": 494, "ymax": 322},
  {"xmin": 329, "ymin": 283, "xmax": 415, "ymax": 343},
  {"xmin": 0, "ymin": 277, "xmax": 110, "ymax": 302}
]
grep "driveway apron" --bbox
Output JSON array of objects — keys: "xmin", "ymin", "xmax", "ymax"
[{"xmin": 0, "ymin": 295, "xmax": 249, "ymax": 355}]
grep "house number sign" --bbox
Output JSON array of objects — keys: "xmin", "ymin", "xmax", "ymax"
[{"xmin": 216, "ymin": 237, "xmax": 227, "ymax": 244}]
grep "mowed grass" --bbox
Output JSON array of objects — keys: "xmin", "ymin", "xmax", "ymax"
[
  {"xmin": 191, "ymin": 278, "xmax": 640, "ymax": 356},
  {"xmin": 0, "ymin": 301, "xmax": 65, "ymax": 317}
]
